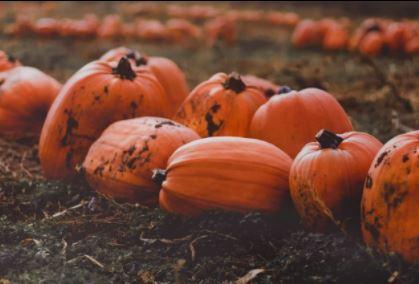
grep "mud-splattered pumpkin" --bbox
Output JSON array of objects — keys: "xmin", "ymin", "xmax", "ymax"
[
  {"xmin": 0, "ymin": 50, "xmax": 21, "ymax": 71},
  {"xmin": 0, "ymin": 66, "xmax": 61, "ymax": 139},
  {"xmin": 290, "ymin": 130, "xmax": 383, "ymax": 232},
  {"xmin": 249, "ymin": 88, "xmax": 353, "ymax": 158},
  {"xmin": 39, "ymin": 57, "xmax": 166, "ymax": 181},
  {"xmin": 83, "ymin": 117, "xmax": 200, "ymax": 204},
  {"xmin": 154, "ymin": 136, "xmax": 293, "ymax": 216},
  {"xmin": 361, "ymin": 130, "xmax": 419, "ymax": 263},
  {"xmin": 100, "ymin": 47, "xmax": 188, "ymax": 117},
  {"xmin": 174, "ymin": 72, "xmax": 266, "ymax": 137}
]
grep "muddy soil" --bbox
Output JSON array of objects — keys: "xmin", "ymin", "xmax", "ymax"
[{"xmin": 0, "ymin": 2, "xmax": 418, "ymax": 283}]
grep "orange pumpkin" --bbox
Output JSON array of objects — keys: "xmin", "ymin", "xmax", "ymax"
[
  {"xmin": 0, "ymin": 50, "xmax": 21, "ymax": 71},
  {"xmin": 320, "ymin": 19, "xmax": 349, "ymax": 50},
  {"xmin": 359, "ymin": 31, "xmax": 385, "ymax": 56},
  {"xmin": 154, "ymin": 136, "xmax": 293, "ymax": 216},
  {"xmin": 292, "ymin": 19, "xmax": 323, "ymax": 48},
  {"xmin": 0, "ymin": 66, "xmax": 61, "ymax": 139},
  {"xmin": 349, "ymin": 19, "xmax": 387, "ymax": 52},
  {"xmin": 384, "ymin": 22, "xmax": 406, "ymax": 52},
  {"xmin": 249, "ymin": 88, "xmax": 353, "ymax": 158},
  {"xmin": 203, "ymin": 16, "xmax": 237, "ymax": 47},
  {"xmin": 5, "ymin": 14, "xmax": 34, "ymax": 36},
  {"xmin": 290, "ymin": 130, "xmax": 383, "ymax": 232},
  {"xmin": 361, "ymin": 131, "xmax": 419, "ymax": 263},
  {"xmin": 33, "ymin": 18, "xmax": 60, "ymax": 37},
  {"xmin": 100, "ymin": 47, "xmax": 189, "ymax": 117},
  {"xmin": 39, "ymin": 57, "xmax": 166, "ymax": 181},
  {"xmin": 136, "ymin": 20, "xmax": 169, "ymax": 41},
  {"xmin": 83, "ymin": 117, "xmax": 200, "ymax": 204},
  {"xmin": 241, "ymin": 74, "xmax": 279, "ymax": 99},
  {"xmin": 97, "ymin": 15, "xmax": 123, "ymax": 38},
  {"xmin": 58, "ymin": 14, "xmax": 99, "ymax": 38},
  {"xmin": 165, "ymin": 18, "xmax": 201, "ymax": 42},
  {"xmin": 174, "ymin": 72, "xmax": 266, "ymax": 137}
]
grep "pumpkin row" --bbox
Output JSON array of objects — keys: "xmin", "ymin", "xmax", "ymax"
[
  {"xmin": 0, "ymin": 47, "xmax": 417, "ymax": 264},
  {"xmin": 293, "ymin": 18, "xmax": 419, "ymax": 55}
]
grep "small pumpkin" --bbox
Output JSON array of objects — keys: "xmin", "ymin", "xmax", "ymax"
[
  {"xmin": 165, "ymin": 18, "xmax": 201, "ymax": 42},
  {"xmin": 154, "ymin": 136, "xmax": 293, "ymax": 216},
  {"xmin": 292, "ymin": 19, "xmax": 323, "ymax": 48},
  {"xmin": 174, "ymin": 72, "xmax": 266, "ymax": 137},
  {"xmin": 0, "ymin": 66, "xmax": 61, "ymax": 139},
  {"xmin": 100, "ymin": 47, "xmax": 189, "ymax": 117},
  {"xmin": 39, "ymin": 57, "xmax": 166, "ymax": 181},
  {"xmin": 0, "ymin": 50, "xmax": 21, "ymax": 71},
  {"xmin": 83, "ymin": 117, "xmax": 200, "ymax": 204},
  {"xmin": 58, "ymin": 14, "xmax": 99, "ymax": 38},
  {"xmin": 290, "ymin": 129, "xmax": 383, "ymax": 232},
  {"xmin": 203, "ymin": 16, "xmax": 237, "ymax": 47},
  {"xmin": 359, "ymin": 31, "xmax": 385, "ymax": 56},
  {"xmin": 136, "ymin": 20, "xmax": 169, "ymax": 41},
  {"xmin": 98, "ymin": 15, "xmax": 123, "ymax": 38},
  {"xmin": 320, "ymin": 19, "xmax": 349, "ymax": 50},
  {"xmin": 361, "ymin": 130, "xmax": 419, "ymax": 263},
  {"xmin": 249, "ymin": 87, "xmax": 353, "ymax": 158},
  {"xmin": 349, "ymin": 18, "xmax": 387, "ymax": 52},
  {"xmin": 33, "ymin": 18, "xmax": 60, "ymax": 37}
]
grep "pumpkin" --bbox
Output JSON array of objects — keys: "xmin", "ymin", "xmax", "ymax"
[
  {"xmin": 39, "ymin": 57, "xmax": 166, "ymax": 181},
  {"xmin": 174, "ymin": 72, "xmax": 266, "ymax": 137},
  {"xmin": 359, "ymin": 31, "xmax": 385, "ymax": 56},
  {"xmin": 349, "ymin": 18, "xmax": 387, "ymax": 52},
  {"xmin": 100, "ymin": 47, "xmax": 189, "ymax": 117},
  {"xmin": 33, "ymin": 18, "xmax": 60, "ymax": 37},
  {"xmin": 249, "ymin": 88, "xmax": 353, "ymax": 158},
  {"xmin": 0, "ymin": 50, "xmax": 21, "ymax": 71},
  {"xmin": 98, "ymin": 15, "xmax": 123, "ymax": 38},
  {"xmin": 136, "ymin": 20, "xmax": 169, "ymax": 41},
  {"xmin": 58, "ymin": 14, "xmax": 99, "ymax": 38},
  {"xmin": 292, "ymin": 19, "xmax": 323, "ymax": 48},
  {"xmin": 0, "ymin": 66, "xmax": 61, "ymax": 139},
  {"xmin": 5, "ymin": 14, "xmax": 34, "ymax": 36},
  {"xmin": 154, "ymin": 136, "xmax": 293, "ymax": 216},
  {"xmin": 290, "ymin": 129, "xmax": 383, "ymax": 232},
  {"xmin": 165, "ymin": 19, "xmax": 201, "ymax": 42},
  {"xmin": 204, "ymin": 16, "xmax": 237, "ymax": 47},
  {"xmin": 384, "ymin": 22, "xmax": 406, "ymax": 52},
  {"xmin": 241, "ymin": 74, "xmax": 279, "ymax": 99},
  {"xmin": 83, "ymin": 117, "xmax": 200, "ymax": 204},
  {"xmin": 320, "ymin": 19, "xmax": 349, "ymax": 50},
  {"xmin": 361, "ymin": 130, "xmax": 419, "ymax": 263}
]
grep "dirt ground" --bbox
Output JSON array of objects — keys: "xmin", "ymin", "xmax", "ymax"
[{"xmin": 0, "ymin": 2, "xmax": 418, "ymax": 283}]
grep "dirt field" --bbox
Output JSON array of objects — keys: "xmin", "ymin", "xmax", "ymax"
[{"xmin": 0, "ymin": 2, "xmax": 418, "ymax": 283}]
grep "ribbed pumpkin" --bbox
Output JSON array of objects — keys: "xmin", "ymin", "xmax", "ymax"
[
  {"xmin": 174, "ymin": 73, "xmax": 266, "ymax": 137},
  {"xmin": 290, "ymin": 130, "xmax": 383, "ymax": 232},
  {"xmin": 100, "ymin": 47, "xmax": 188, "ymax": 117},
  {"xmin": 39, "ymin": 57, "xmax": 166, "ymax": 181},
  {"xmin": 361, "ymin": 131, "xmax": 419, "ymax": 263},
  {"xmin": 83, "ymin": 117, "xmax": 200, "ymax": 204},
  {"xmin": 249, "ymin": 88, "xmax": 353, "ymax": 158},
  {"xmin": 154, "ymin": 136, "xmax": 293, "ymax": 216},
  {"xmin": 0, "ymin": 66, "xmax": 61, "ymax": 139},
  {"xmin": 0, "ymin": 50, "xmax": 21, "ymax": 71}
]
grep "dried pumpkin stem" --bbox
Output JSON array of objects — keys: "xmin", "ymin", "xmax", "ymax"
[
  {"xmin": 152, "ymin": 169, "xmax": 167, "ymax": 185},
  {"xmin": 113, "ymin": 57, "xmax": 136, "ymax": 80},
  {"xmin": 315, "ymin": 129, "xmax": 343, "ymax": 149},
  {"xmin": 223, "ymin": 72, "xmax": 246, "ymax": 93}
]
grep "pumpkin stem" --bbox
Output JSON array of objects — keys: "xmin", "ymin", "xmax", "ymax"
[
  {"xmin": 113, "ymin": 57, "xmax": 136, "ymax": 80},
  {"xmin": 223, "ymin": 72, "xmax": 246, "ymax": 93},
  {"xmin": 277, "ymin": 85, "xmax": 293, "ymax": 94},
  {"xmin": 315, "ymin": 129, "xmax": 343, "ymax": 149},
  {"xmin": 7, "ymin": 54, "xmax": 17, "ymax": 63},
  {"xmin": 152, "ymin": 169, "xmax": 167, "ymax": 185}
]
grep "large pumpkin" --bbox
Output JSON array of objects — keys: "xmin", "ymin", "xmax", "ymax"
[
  {"xmin": 249, "ymin": 88, "xmax": 353, "ymax": 158},
  {"xmin": 290, "ymin": 130, "xmax": 383, "ymax": 232},
  {"xmin": 361, "ymin": 131, "xmax": 419, "ymax": 263},
  {"xmin": 83, "ymin": 117, "xmax": 200, "ymax": 204},
  {"xmin": 154, "ymin": 136, "xmax": 293, "ymax": 216},
  {"xmin": 0, "ymin": 50, "xmax": 21, "ymax": 71},
  {"xmin": 174, "ymin": 72, "xmax": 266, "ymax": 137},
  {"xmin": 100, "ymin": 47, "xmax": 188, "ymax": 117},
  {"xmin": 0, "ymin": 66, "xmax": 61, "ymax": 139},
  {"xmin": 39, "ymin": 57, "xmax": 166, "ymax": 181}
]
